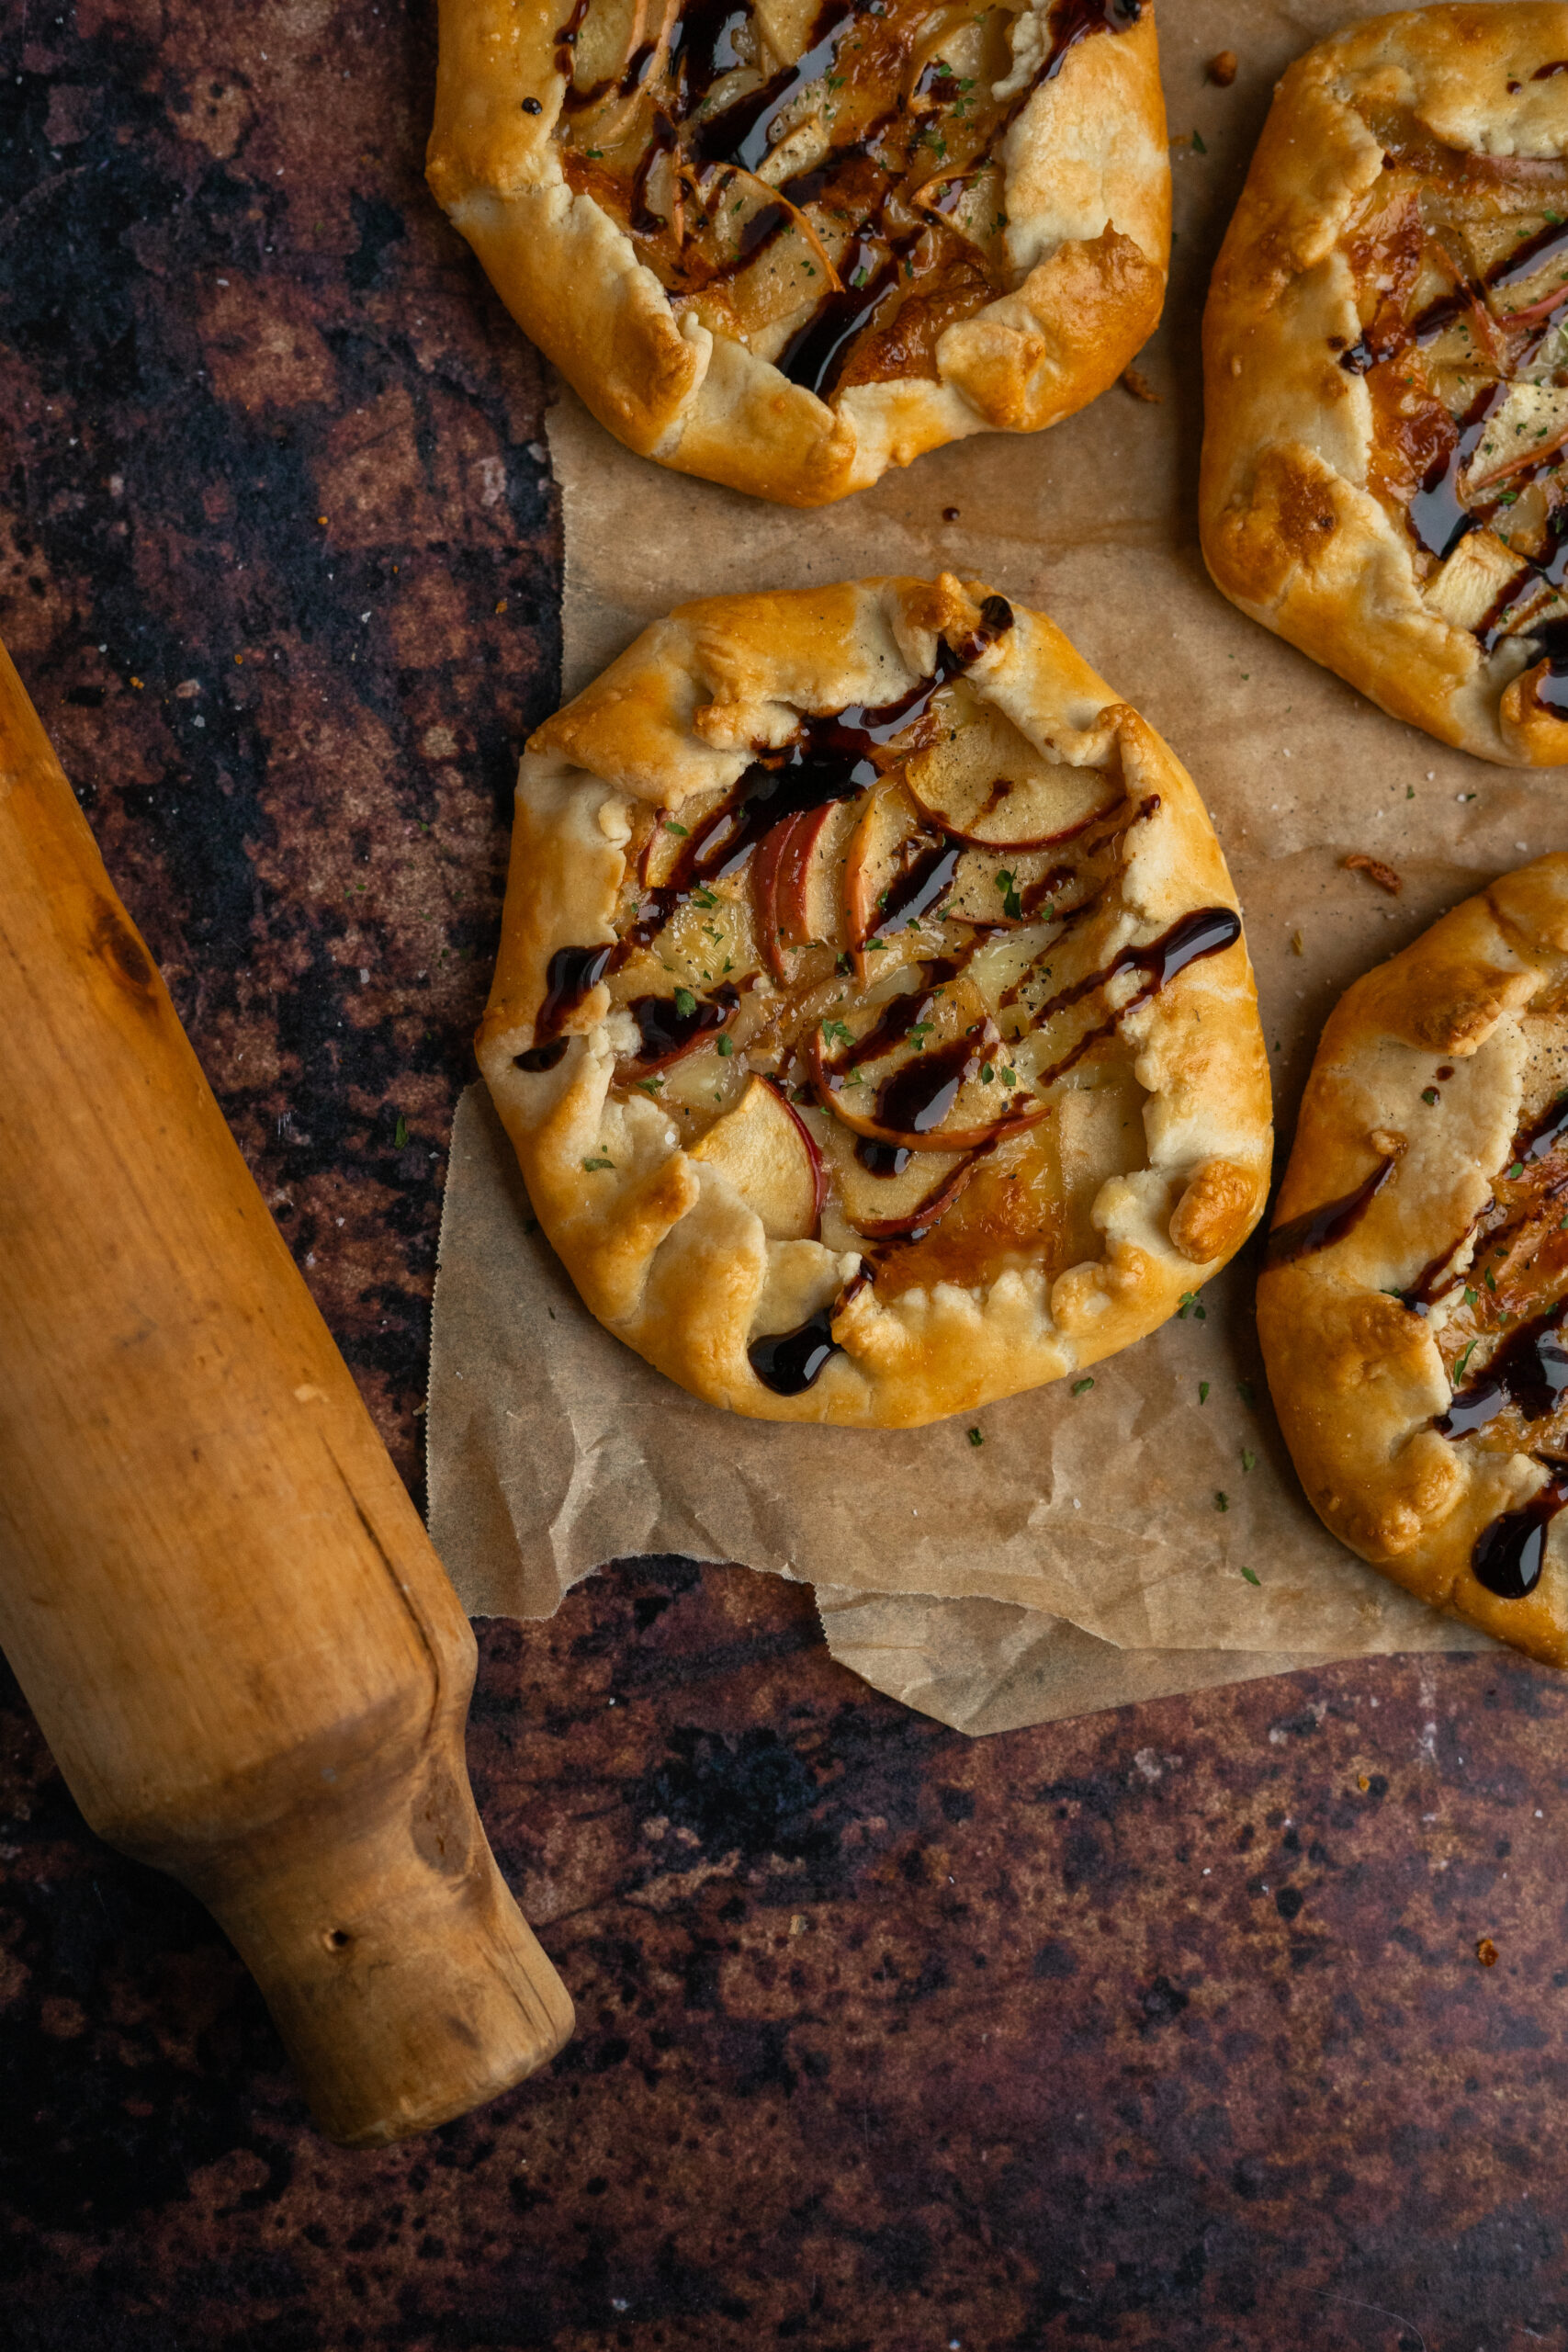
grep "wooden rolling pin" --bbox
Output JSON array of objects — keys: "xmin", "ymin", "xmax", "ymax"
[{"xmin": 0, "ymin": 639, "xmax": 572, "ymax": 2145}]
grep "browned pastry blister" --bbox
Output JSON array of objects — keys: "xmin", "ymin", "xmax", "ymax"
[
  {"xmin": 1201, "ymin": 2, "xmax": 1568, "ymax": 764},
  {"xmin": 1258, "ymin": 854, "xmax": 1568, "ymax": 1665},
  {"xmin": 427, "ymin": 0, "xmax": 1169, "ymax": 505},
  {"xmin": 478, "ymin": 575, "xmax": 1271, "ymax": 1426}
]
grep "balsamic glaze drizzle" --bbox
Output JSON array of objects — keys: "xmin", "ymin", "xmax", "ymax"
[
  {"xmin": 748, "ymin": 1265, "xmax": 869, "ymax": 1394},
  {"xmin": 1333, "ymin": 187, "xmax": 1568, "ymax": 698},
  {"xmin": 1266, "ymin": 1151, "xmax": 1398, "ymax": 1268},
  {"xmin": 559, "ymin": 0, "xmax": 1141, "ymax": 399},
  {"xmin": 1516, "ymin": 1087, "xmax": 1568, "ymax": 1165},
  {"xmin": 748, "ymin": 1304, "xmax": 841, "ymax": 1394},
  {"xmin": 536, "ymin": 942, "xmax": 615, "ymax": 1043},
  {"xmin": 627, "ymin": 981, "xmax": 740, "ymax": 1068},
  {"xmin": 1437, "ymin": 1296, "xmax": 1568, "ymax": 1438},
  {"xmin": 1472, "ymin": 1467, "xmax": 1568, "ymax": 1599},
  {"xmin": 1020, "ymin": 906, "xmax": 1243, "ymax": 1097},
  {"xmin": 626, "ymin": 603, "xmax": 1011, "ymax": 954},
  {"xmin": 1406, "ymin": 380, "xmax": 1508, "ymax": 564}
]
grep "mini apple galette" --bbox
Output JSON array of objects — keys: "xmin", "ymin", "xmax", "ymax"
[
  {"xmin": 1259, "ymin": 854, "xmax": 1568, "ymax": 1666},
  {"xmin": 1202, "ymin": 3, "xmax": 1568, "ymax": 764},
  {"xmin": 427, "ymin": 0, "xmax": 1169, "ymax": 505},
  {"xmin": 477, "ymin": 576, "xmax": 1270, "ymax": 1425}
]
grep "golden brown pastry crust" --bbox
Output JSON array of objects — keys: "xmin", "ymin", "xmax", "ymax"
[
  {"xmin": 478, "ymin": 574, "xmax": 1271, "ymax": 1426},
  {"xmin": 1258, "ymin": 854, "xmax": 1568, "ymax": 1666},
  {"xmin": 427, "ymin": 0, "xmax": 1169, "ymax": 507},
  {"xmin": 1201, "ymin": 3, "xmax": 1568, "ymax": 765}
]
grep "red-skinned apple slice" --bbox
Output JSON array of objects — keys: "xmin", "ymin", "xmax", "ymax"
[
  {"xmin": 807, "ymin": 1111, "xmax": 983, "ymax": 1238},
  {"xmin": 689, "ymin": 1074, "xmax": 826, "ymax": 1239},
  {"xmin": 842, "ymin": 785, "xmax": 948, "ymax": 980},
  {"xmin": 904, "ymin": 705, "xmax": 1120, "ymax": 849},
  {"xmin": 806, "ymin": 1025, "xmax": 1047, "ymax": 1153},
  {"xmin": 754, "ymin": 805, "xmax": 834, "ymax": 982}
]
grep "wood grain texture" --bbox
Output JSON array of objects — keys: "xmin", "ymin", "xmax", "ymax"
[{"xmin": 0, "ymin": 642, "xmax": 571, "ymax": 2144}]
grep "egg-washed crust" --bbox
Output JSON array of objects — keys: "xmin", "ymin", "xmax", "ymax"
[
  {"xmin": 1258, "ymin": 854, "xmax": 1568, "ymax": 1666},
  {"xmin": 477, "ymin": 575, "xmax": 1271, "ymax": 1427},
  {"xmin": 1201, "ymin": 4, "xmax": 1568, "ymax": 766},
  {"xmin": 427, "ymin": 0, "xmax": 1168, "ymax": 508}
]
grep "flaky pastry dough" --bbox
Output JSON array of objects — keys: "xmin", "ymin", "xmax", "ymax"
[
  {"xmin": 1259, "ymin": 854, "xmax": 1568, "ymax": 1665},
  {"xmin": 1202, "ymin": 3, "xmax": 1568, "ymax": 764},
  {"xmin": 478, "ymin": 575, "xmax": 1271, "ymax": 1425},
  {"xmin": 428, "ymin": 0, "xmax": 1169, "ymax": 505}
]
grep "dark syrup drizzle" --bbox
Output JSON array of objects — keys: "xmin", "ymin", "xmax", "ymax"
[
  {"xmin": 1436, "ymin": 1296, "xmax": 1568, "ymax": 1437},
  {"xmin": 627, "ymin": 980, "xmax": 740, "ymax": 1067},
  {"xmin": 536, "ymin": 942, "xmax": 615, "ymax": 1043},
  {"xmin": 748, "ymin": 1303, "xmax": 841, "ymax": 1393},
  {"xmin": 1432, "ymin": 1092, "xmax": 1568, "ymax": 1592},
  {"xmin": 1334, "ymin": 198, "xmax": 1568, "ymax": 703},
  {"xmin": 565, "ymin": 0, "xmax": 1139, "ymax": 396},
  {"xmin": 1517, "ymin": 1086, "xmax": 1568, "ymax": 1163},
  {"xmin": 627, "ymin": 599, "xmax": 1012, "ymax": 952},
  {"xmin": 748, "ymin": 1266, "xmax": 869, "ymax": 1394},
  {"xmin": 515, "ymin": 1039, "xmax": 569, "ymax": 1074},
  {"xmin": 1406, "ymin": 380, "xmax": 1508, "ymax": 563},
  {"xmin": 1016, "ymin": 906, "xmax": 1242, "ymax": 1095},
  {"xmin": 1472, "ymin": 1466, "xmax": 1568, "ymax": 1598},
  {"xmin": 1266, "ymin": 1150, "xmax": 1398, "ymax": 1267}
]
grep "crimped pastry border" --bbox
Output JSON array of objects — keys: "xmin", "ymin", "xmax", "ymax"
[
  {"xmin": 427, "ymin": 0, "xmax": 1169, "ymax": 507},
  {"xmin": 1201, "ymin": 2, "xmax": 1568, "ymax": 766},
  {"xmin": 477, "ymin": 574, "xmax": 1272, "ymax": 1427},
  {"xmin": 1258, "ymin": 854, "xmax": 1568, "ymax": 1665}
]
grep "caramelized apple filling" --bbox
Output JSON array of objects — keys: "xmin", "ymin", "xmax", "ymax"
[
  {"xmin": 1337, "ymin": 102, "xmax": 1568, "ymax": 703},
  {"xmin": 525, "ymin": 602, "xmax": 1240, "ymax": 1302},
  {"xmin": 551, "ymin": 0, "xmax": 1141, "ymax": 397}
]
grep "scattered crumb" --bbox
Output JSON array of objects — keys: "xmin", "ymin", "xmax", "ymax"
[
  {"xmin": 1344, "ymin": 852, "xmax": 1402, "ymax": 896},
  {"xmin": 942, "ymin": 505, "xmax": 960, "ymax": 521},
  {"xmin": 1290, "ymin": 928, "xmax": 1304, "ymax": 955},
  {"xmin": 1477, "ymin": 1937, "xmax": 1498, "ymax": 1967},
  {"xmin": 1208, "ymin": 48, "xmax": 1237, "ymax": 84},
  {"xmin": 1121, "ymin": 364, "xmax": 1161, "ymax": 402}
]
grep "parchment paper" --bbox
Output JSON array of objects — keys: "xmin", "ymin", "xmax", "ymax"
[{"xmin": 426, "ymin": 0, "xmax": 1568, "ymax": 1726}]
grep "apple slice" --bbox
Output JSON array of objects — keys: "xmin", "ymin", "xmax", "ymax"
[
  {"xmin": 842, "ymin": 784, "xmax": 953, "ymax": 978},
  {"xmin": 689, "ymin": 1074, "xmax": 826, "ymax": 1240},
  {"xmin": 943, "ymin": 846, "xmax": 1077, "ymax": 929},
  {"xmin": 753, "ymin": 802, "xmax": 845, "ymax": 981},
  {"xmin": 807, "ymin": 977, "xmax": 1049, "ymax": 1152},
  {"xmin": 904, "ymin": 703, "xmax": 1121, "ymax": 849},
  {"xmin": 807, "ymin": 1110, "xmax": 981, "ymax": 1239}
]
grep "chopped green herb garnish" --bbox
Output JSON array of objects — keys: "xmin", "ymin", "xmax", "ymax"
[
  {"xmin": 1072, "ymin": 1377, "xmax": 1094, "ymax": 1396},
  {"xmin": 1241, "ymin": 1448, "xmax": 1256, "ymax": 1473},
  {"xmin": 716, "ymin": 1034, "xmax": 734, "ymax": 1057},
  {"xmin": 673, "ymin": 987, "xmax": 698, "ymax": 1016},
  {"xmin": 1199, "ymin": 1381, "xmax": 1210, "ymax": 1404},
  {"xmin": 995, "ymin": 869, "xmax": 1023, "ymax": 921},
  {"xmin": 1190, "ymin": 128, "xmax": 1207, "ymax": 153},
  {"xmin": 1453, "ymin": 1339, "xmax": 1477, "ymax": 1380},
  {"xmin": 821, "ymin": 1018, "xmax": 853, "ymax": 1047},
  {"xmin": 967, "ymin": 1427, "xmax": 984, "ymax": 1447},
  {"xmin": 1236, "ymin": 1379, "xmax": 1255, "ymax": 1406},
  {"xmin": 634, "ymin": 1076, "xmax": 665, "ymax": 1095},
  {"xmin": 1422, "ymin": 1087, "xmax": 1439, "ymax": 1105},
  {"xmin": 662, "ymin": 818, "xmax": 690, "ymax": 837},
  {"xmin": 393, "ymin": 1113, "xmax": 409, "ymax": 1148},
  {"xmin": 582, "ymin": 1154, "xmax": 614, "ymax": 1171},
  {"xmin": 1240, "ymin": 1566, "xmax": 1261, "ymax": 1587},
  {"xmin": 1508, "ymin": 1162, "xmax": 1525, "ymax": 1181},
  {"xmin": 980, "ymin": 1062, "xmax": 995, "ymax": 1083},
  {"xmin": 1215, "ymin": 1490, "xmax": 1230, "ymax": 1512}
]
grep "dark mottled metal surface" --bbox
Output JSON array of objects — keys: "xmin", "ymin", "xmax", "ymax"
[{"xmin": 1, "ymin": 6, "xmax": 1566, "ymax": 2348}]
